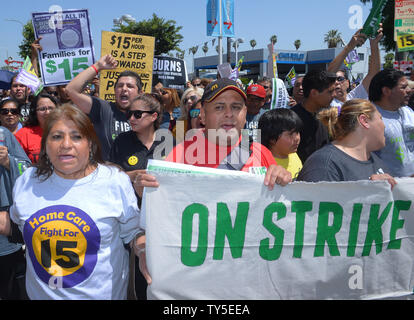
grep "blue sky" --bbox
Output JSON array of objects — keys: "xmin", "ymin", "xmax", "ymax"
[{"xmin": 1, "ymin": 0, "xmax": 376, "ymax": 72}]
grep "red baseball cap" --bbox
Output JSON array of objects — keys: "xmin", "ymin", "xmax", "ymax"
[{"xmin": 246, "ymin": 84, "xmax": 266, "ymax": 99}]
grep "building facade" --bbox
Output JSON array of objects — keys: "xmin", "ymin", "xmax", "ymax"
[{"xmin": 193, "ymin": 46, "xmax": 371, "ymax": 82}]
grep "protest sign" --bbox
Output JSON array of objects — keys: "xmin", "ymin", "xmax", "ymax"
[
  {"xmin": 100, "ymin": 31, "xmax": 155, "ymax": 101},
  {"xmin": 15, "ymin": 57, "xmax": 43, "ymax": 95},
  {"xmin": 32, "ymin": 9, "xmax": 95, "ymax": 86},
  {"xmin": 143, "ymin": 160, "xmax": 414, "ymax": 300},
  {"xmin": 361, "ymin": 0, "xmax": 387, "ymax": 38},
  {"xmin": 153, "ymin": 56, "xmax": 187, "ymax": 90},
  {"xmin": 395, "ymin": 0, "xmax": 414, "ymax": 41},
  {"xmin": 270, "ymin": 78, "xmax": 289, "ymax": 109},
  {"xmin": 285, "ymin": 66, "xmax": 296, "ymax": 88},
  {"xmin": 397, "ymin": 33, "xmax": 414, "ymax": 52}
]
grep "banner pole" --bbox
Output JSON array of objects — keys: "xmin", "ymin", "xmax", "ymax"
[{"xmin": 218, "ymin": 0, "xmax": 223, "ymax": 65}]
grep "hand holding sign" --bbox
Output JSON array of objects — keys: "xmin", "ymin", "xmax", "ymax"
[
  {"xmin": 31, "ymin": 37, "xmax": 43, "ymax": 53},
  {"xmin": 369, "ymin": 23, "xmax": 383, "ymax": 46}
]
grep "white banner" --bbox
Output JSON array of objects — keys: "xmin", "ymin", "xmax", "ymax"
[
  {"xmin": 32, "ymin": 8, "xmax": 95, "ymax": 86},
  {"xmin": 143, "ymin": 160, "xmax": 414, "ymax": 300}
]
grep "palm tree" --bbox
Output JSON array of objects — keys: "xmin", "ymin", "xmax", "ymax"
[
  {"xmin": 175, "ymin": 50, "xmax": 184, "ymax": 59},
  {"xmin": 270, "ymin": 35, "xmax": 277, "ymax": 46},
  {"xmin": 294, "ymin": 39, "xmax": 301, "ymax": 50},
  {"xmin": 215, "ymin": 45, "xmax": 224, "ymax": 55},
  {"xmin": 250, "ymin": 39, "xmax": 257, "ymax": 50},
  {"xmin": 324, "ymin": 29, "xmax": 342, "ymax": 48},
  {"xmin": 189, "ymin": 46, "xmax": 198, "ymax": 56},
  {"xmin": 202, "ymin": 43, "xmax": 209, "ymax": 56}
]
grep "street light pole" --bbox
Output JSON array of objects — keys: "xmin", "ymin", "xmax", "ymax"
[{"xmin": 4, "ymin": 19, "xmax": 24, "ymax": 27}]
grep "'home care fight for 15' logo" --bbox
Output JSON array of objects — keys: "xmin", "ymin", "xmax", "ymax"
[{"xmin": 23, "ymin": 205, "xmax": 101, "ymax": 289}]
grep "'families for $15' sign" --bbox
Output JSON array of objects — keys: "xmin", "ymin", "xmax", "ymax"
[{"xmin": 32, "ymin": 8, "xmax": 95, "ymax": 86}]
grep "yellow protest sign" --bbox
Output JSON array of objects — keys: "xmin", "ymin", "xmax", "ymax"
[
  {"xmin": 397, "ymin": 33, "xmax": 414, "ymax": 52},
  {"xmin": 100, "ymin": 31, "xmax": 155, "ymax": 101}
]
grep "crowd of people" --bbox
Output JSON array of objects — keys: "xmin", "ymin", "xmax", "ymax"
[{"xmin": 0, "ymin": 25, "xmax": 413, "ymax": 300}]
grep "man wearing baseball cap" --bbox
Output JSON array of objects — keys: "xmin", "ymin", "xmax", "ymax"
[
  {"xmin": 132, "ymin": 78, "xmax": 292, "ymax": 285},
  {"xmin": 245, "ymin": 84, "xmax": 267, "ymax": 142},
  {"xmin": 164, "ymin": 78, "xmax": 291, "ymax": 183}
]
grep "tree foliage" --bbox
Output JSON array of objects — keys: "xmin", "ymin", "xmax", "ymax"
[
  {"xmin": 18, "ymin": 20, "xmax": 35, "ymax": 60},
  {"xmin": 250, "ymin": 39, "xmax": 257, "ymax": 50},
  {"xmin": 113, "ymin": 13, "xmax": 183, "ymax": 56},
  {"xmin": 294, "ymin": 39, "xmax": 301, "ymax": 50},
  {"xmin": 383, "ymin": 52, "xmax": 395, "ymax": 69},
  {"xmin": 324, "ymin": 29, "xmax": 342, "ymax": 48}
]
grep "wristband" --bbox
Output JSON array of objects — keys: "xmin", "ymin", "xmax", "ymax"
[{"xmin": 91, "ymin": 65, "xmax": 99, "ymax": 74}]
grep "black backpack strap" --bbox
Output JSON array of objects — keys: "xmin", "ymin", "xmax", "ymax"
[{"xmin": 217, "ymin": 130, "xmax": 253, "ymax": 171}]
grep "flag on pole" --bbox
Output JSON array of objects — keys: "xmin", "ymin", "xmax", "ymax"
[
  {"xmin": 285, "ymin": 66, "xmax": 296, "ymax": 88},
  {"xmin": 207, "ymin": 0, "xmax": 235, "ymax": 37},
  {"xmin": 236, "ymin": 56, "xmax": 244, "ymax": 71},
  {"xmin": 344, "ymin": 49, "xmax": 360, "ymax": 70},
  {"xmin": 272, "ymin": 54, "xmax": 278, "ymax": 79}
]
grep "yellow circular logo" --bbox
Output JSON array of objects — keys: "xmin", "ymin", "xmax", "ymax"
[
  {"xmin": 32, "ymin": 220, "xmax": 87, "ymax": 277},
  {"xmin": 128, "ymin": 156, "xmax": 139, "ymax": 166}
]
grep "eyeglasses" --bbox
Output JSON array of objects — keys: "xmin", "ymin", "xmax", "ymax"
[
  {"xmin": 184, "ymin": 95, "xmax": 198, "ymax": 104},
  {"xmin": 262, "ymin": 85, "xmax": 269, "ymax": 89},
  {"xmin": 46, "ymin": 91, "xmax": 59, "ymax": 97},
  {"xmin": 161, "ymin": 90, "xmax": 169, "ymax": 95},
  {"xmin": 36, "ymin": 106, "xmax": 55, "ymax": 113},
  {"xmin": 0, "ymin": 108, "xmax": 19, "ymax": 115},
  {"xmin": 336, "ymin": 76, "xmax": 346, "ymax": 82},
  {"xmin": 127, "ymin": 109, "xmax": 156, "ymax": 119},
  {"xmin": 189, "ymin": 109, "xmax": 201, "ymax": 118},
  {"xmin": 193, "ymin": 83, "xmax": 202, "ymax": 87}
]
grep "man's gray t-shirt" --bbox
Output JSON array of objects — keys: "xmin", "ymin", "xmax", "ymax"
[
  {"xmin": 374, "ymin": 105, "xmax": 414, "ymax": 177},
  {"xmin": 297, "ymin": 143, "xmax": 388, "ymax": 182},
  {"xmin": 89, "ymin": 97, "xmax": 131, "ymax": 161}
]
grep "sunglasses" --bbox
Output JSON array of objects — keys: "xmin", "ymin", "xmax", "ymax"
[
  {"xmin": 0, "ymin": 108, "xmax": 19, "ymax": 115},
  {"xmin": 262, "ymin": 85, "xmax": 270, "ymax": 89},
  {"xmin": 127, "ymin": 109, "xmax": 155, "ymax": 119},
  {"xmin": 189, "ymin": 109, "xmax": 201, "ymax": 118},
  {"xmin": 336, "ymin": 76, "xmax": 346, "ymax": 82},
  {"xmin": 184, "ymin": 95, "xmax": 198, "ymax": 104},
  {"xmin": 193, "ymin": 83, "xmax": 202, "ymax": 87}
]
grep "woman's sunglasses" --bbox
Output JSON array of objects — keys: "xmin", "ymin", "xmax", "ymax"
[
  {"xmin": 127, "ymin": 109, "xmax": 156, "ymax": 119},
  {"xmin": 184, "ymin": 95, "xmax": 198, "ymax": 104},
  {"xmin": 0, "ymin": 108, "xmax": 20, "ymax": 115}
]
